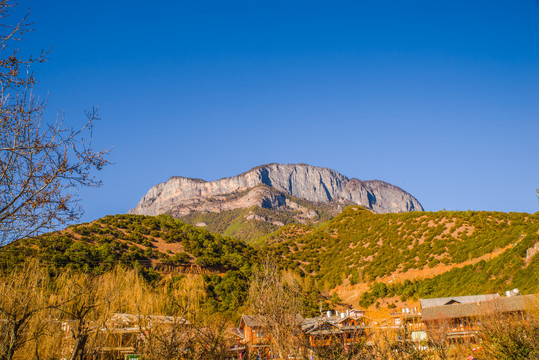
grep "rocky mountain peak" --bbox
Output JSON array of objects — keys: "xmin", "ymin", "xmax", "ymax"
[{"xmin": 128, "ymin": 163, "xmax": 423, "ymax": 217}]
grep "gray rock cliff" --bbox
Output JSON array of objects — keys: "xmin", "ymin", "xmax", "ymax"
[{"xmin": 128, "ymin": 163, "xmax": 423, "ymax": 216}]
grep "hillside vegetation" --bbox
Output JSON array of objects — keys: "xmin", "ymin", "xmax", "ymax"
[
  {"xmin": 0, "ymin": 214, "xmax": 260, "ymax": 313},
  {"xmin": 2, "ymin": 207, "xmax": 538, "ymax": 313},
  {"xmin": 179, "ymin": 207, "xmax": 296, "ymax": 243},
  {"xmin": 178, "ymin": 193, "xmax": 340, "ymax": 243},
  {"xmin": 267, "ymin": 206, "xmax": 539, "ymax": 305}
]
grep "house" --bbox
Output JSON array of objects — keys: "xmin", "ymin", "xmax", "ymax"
[
  {"xmin": 236, "ymin": 314, "xmax": 305, "ymax": 358},
  {"xmin": 302, "ymin": 319, "xmax": 341, "ymax": 347},
  {"xmin": 301, "ymin": 313, "xmax": 368, "ymax": 348},
  {"xmin": 420, "ymin": 294, "xmax": 539, "ymax": 341},
  {"xmin": 81, "ymin": 313, "xmax": 190, "ymax": 359},
  {"xmin": 235, "ymin": 312, "xmax": 367, "ymax": 357},
  {"xmin": 389, "ymin": 308, "xmax": 425, "ymax": 342},
  {"xmin": 391, "ymin": 293, "xmax": 539, "ymax": 343},
  {"xmin": 238, "ymin": 315, "xmax": 271, "ymax": 345},
  {"xmin": 421, "ymin": 294, "xmax": 537, "ymax": 341},
  {"xmin": 419, "ymin": 294, "xmax": 500, "ymax": 309},
  {"xmin": 338, "ymin": 316, "xmax": 367, "ymax": 345}
]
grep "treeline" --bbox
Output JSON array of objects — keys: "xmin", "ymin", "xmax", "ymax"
[
  {"xmin": 0, "ymin": 214, "xmax": 257, "ymax": 274},
  {"xmin": 2, "ymin": 208, "xmax": 539, "ymax": 314},
  {"xmin": 0, "ymin": 214, "xmax": 331, "ymax": 317}
]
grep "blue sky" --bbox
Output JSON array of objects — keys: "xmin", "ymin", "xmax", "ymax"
[{"xmin": 17, "ymin": 1, "xmax": 539, "ymax": 221}]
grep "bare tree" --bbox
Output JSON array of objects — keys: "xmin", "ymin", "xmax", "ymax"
[
  {"xmin": 247, "ymin": 258, "xmax": 305, "ymax": 359},
  {"xmin": 304, "ymin": 334, "xmax": 367, "ymax": 360},
  {"xmin": 426, "ymin": 318, "xmax": 451, "ymax": 360},
  {"xmin": 0, "ymin": 0, "xmax": 109, "ymax": 246}
]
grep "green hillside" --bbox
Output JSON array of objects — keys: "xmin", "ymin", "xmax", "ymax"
[
  {"xmin": 0, "ymin": 214, "xmax": 261, "ymax": 313},
  {"xmin": 178, "ymin": 207, "xmax": 296, "ymax": 243},
  {"xmin": 357, "ymin": 232, "xmax": 539, "ymax": 307},
  {"xmin": 2, "ymin": 207, "xmax": 538, "ymax": 312},
  {"xmin": 267, "ymin": 206, "xmax": 539, "ymax": 302},
  {"xmin": 177, "ymin": 194, "xmax": 339, "ymax": 243},
  {"xmin": 1, "ymin": 214, "xmax": 258, "ymax": 272}
]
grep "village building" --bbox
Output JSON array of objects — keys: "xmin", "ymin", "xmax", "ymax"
[
  {"xmin": 392, "ymin": 293, "xmax": 538, "ymax": 344},
  {"xmin": 389, "ymin": 307, "xmax": 424, "ymax": 342},
  {"xmin": 301, "ymin": 314, "xmax": 367, "ymax": 348},
  {"xmin": 236, "ymin": 314, "xmax": 305, "ymax": 358},
  {"xmin": 234, "ymin": 310, "xmax": 368, "ymax": 358},
  {"xmin": 58, "ymin": 313, "xmax": 192, "ymax": 359},
  {"xmin": 421, "ymin": 293, "xmax": 537, "ymax": 341},
  {"xmin": 237, "ymin": 314, "xmax": 272, "ymax": 358}
]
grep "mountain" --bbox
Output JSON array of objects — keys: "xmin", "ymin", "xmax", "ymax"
[{"xmin": 128, "ymin": 164, "xmax": 423, "ymax": 240}]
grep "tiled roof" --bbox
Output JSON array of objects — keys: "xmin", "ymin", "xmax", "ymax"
[
  {"xmin": 420, "ymin": 294, "xmax": 500, "ymax": 309},
  {"xmin": 241, "ymin": 315, "xmax": 264, "ymax": 328},
  {"xmin": 240, "ymin": 314, "xmax": 305, "ymax": 328},
  {"xmin": 303, "ymin": 320, "xmax": 340, "ymax": 334},
  {"xmin": 422, "ymin": 294, "xmax": 538, "ymax": 321},
  {"xmin": 108, "ymin": 313, "xmax": 190, "ymax": 326},
  {"xmin": 337, "ymin": 315, "xmax": 363, "ymax": 323}
]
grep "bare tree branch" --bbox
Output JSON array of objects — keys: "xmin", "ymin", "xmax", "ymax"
[{"xmin": 0, "ymin": 1, "xmax": 109, "ymax": 246}]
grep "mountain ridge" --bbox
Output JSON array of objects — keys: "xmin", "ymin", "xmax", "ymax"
[{"xmin": 129, "ymin": 163, "xmax": 423, "ymax": 218}]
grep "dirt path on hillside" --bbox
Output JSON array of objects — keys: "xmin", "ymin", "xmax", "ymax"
[{"xmin": 336, "ymin": 238, "xmax": 522, "ymax": 307}]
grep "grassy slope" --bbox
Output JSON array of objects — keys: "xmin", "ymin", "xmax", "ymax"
[
  {"xmin": 267, "ymin": 206, "xmax": 539, "ymax": 303},
  {"xmin": 178, "ymin": 207, "xmax": 295, "ymax": 243}
]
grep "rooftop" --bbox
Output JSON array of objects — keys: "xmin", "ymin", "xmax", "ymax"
[
  {"xmin": 422, "ymin": 294, "xmax": 538, "ymax": 321},
  {"xmin": 420, "ymin": 294, "xmax": 500, "ymax": 309}
]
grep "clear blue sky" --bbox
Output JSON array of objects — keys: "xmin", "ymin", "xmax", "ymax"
[{"xmin": 18, "ymin": 1, "xmax": 539, "ymax": 221}]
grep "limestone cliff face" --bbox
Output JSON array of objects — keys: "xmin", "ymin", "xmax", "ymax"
[{"xmin": 128, "ymin": 163, "xmax": 423, "ymax": 216}]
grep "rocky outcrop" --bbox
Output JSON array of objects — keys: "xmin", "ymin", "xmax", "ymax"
[{"xmin": 129, "ymin": 163, "xmax": 423, "ymax": 216}]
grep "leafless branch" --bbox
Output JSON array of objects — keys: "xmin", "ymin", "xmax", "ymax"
[{"xmin": 0, "ymin": 1, "xmax": 109, "ymax": 246}]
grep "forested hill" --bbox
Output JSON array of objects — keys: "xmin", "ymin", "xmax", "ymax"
[
  {"xmin": 0, "ymin": 214, "xmax": 258, "ymax": 280},
  {"xmin": 266, "ymin": 207, "xmax": 539, "ymax": 306},
  {"xmin": 0, "ymin": 214, "xmax": 263, "ymax": 313},
  {"xmin": 2, "ymin": 208, "xmax": 538, "ymax": 312}
]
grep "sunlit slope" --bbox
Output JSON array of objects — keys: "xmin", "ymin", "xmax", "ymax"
[{"xmin": 268, "ymin": 207, "xmax": 539, "ymax": 299}]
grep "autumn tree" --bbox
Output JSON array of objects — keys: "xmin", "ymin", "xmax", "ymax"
[
  {"xmin": 50, "ymin": 268, "xmax": 130, "ymax": 360},
  {"xmin": 0, "ymin": 261, "xmax": 51, "ymax": 360},
  {"xmin": 480, "ymin": 308, "xmax": 539, "ymax": 360},
  {"xmin": 0, "ymin": 0, "xmax": 109, "ymax": 246},
  {"xmin": 247, "ymin": 258, "xmax": 305, "ymax": 359},
  {"xmin": 132, "ymin": 274, "xmax": 234, "ymax": 360}
]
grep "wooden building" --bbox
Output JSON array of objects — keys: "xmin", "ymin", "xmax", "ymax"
[
  {"xmin": 237, "ymin": 315, "xmax": 277, "ymax": 358},
  {"xmin": 301, "ymin": 314, "xmax": 367, "ymax": 349},
  {"xmin": 421, "ymin": 294, "xmax": 537, "ymax": 341}
]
